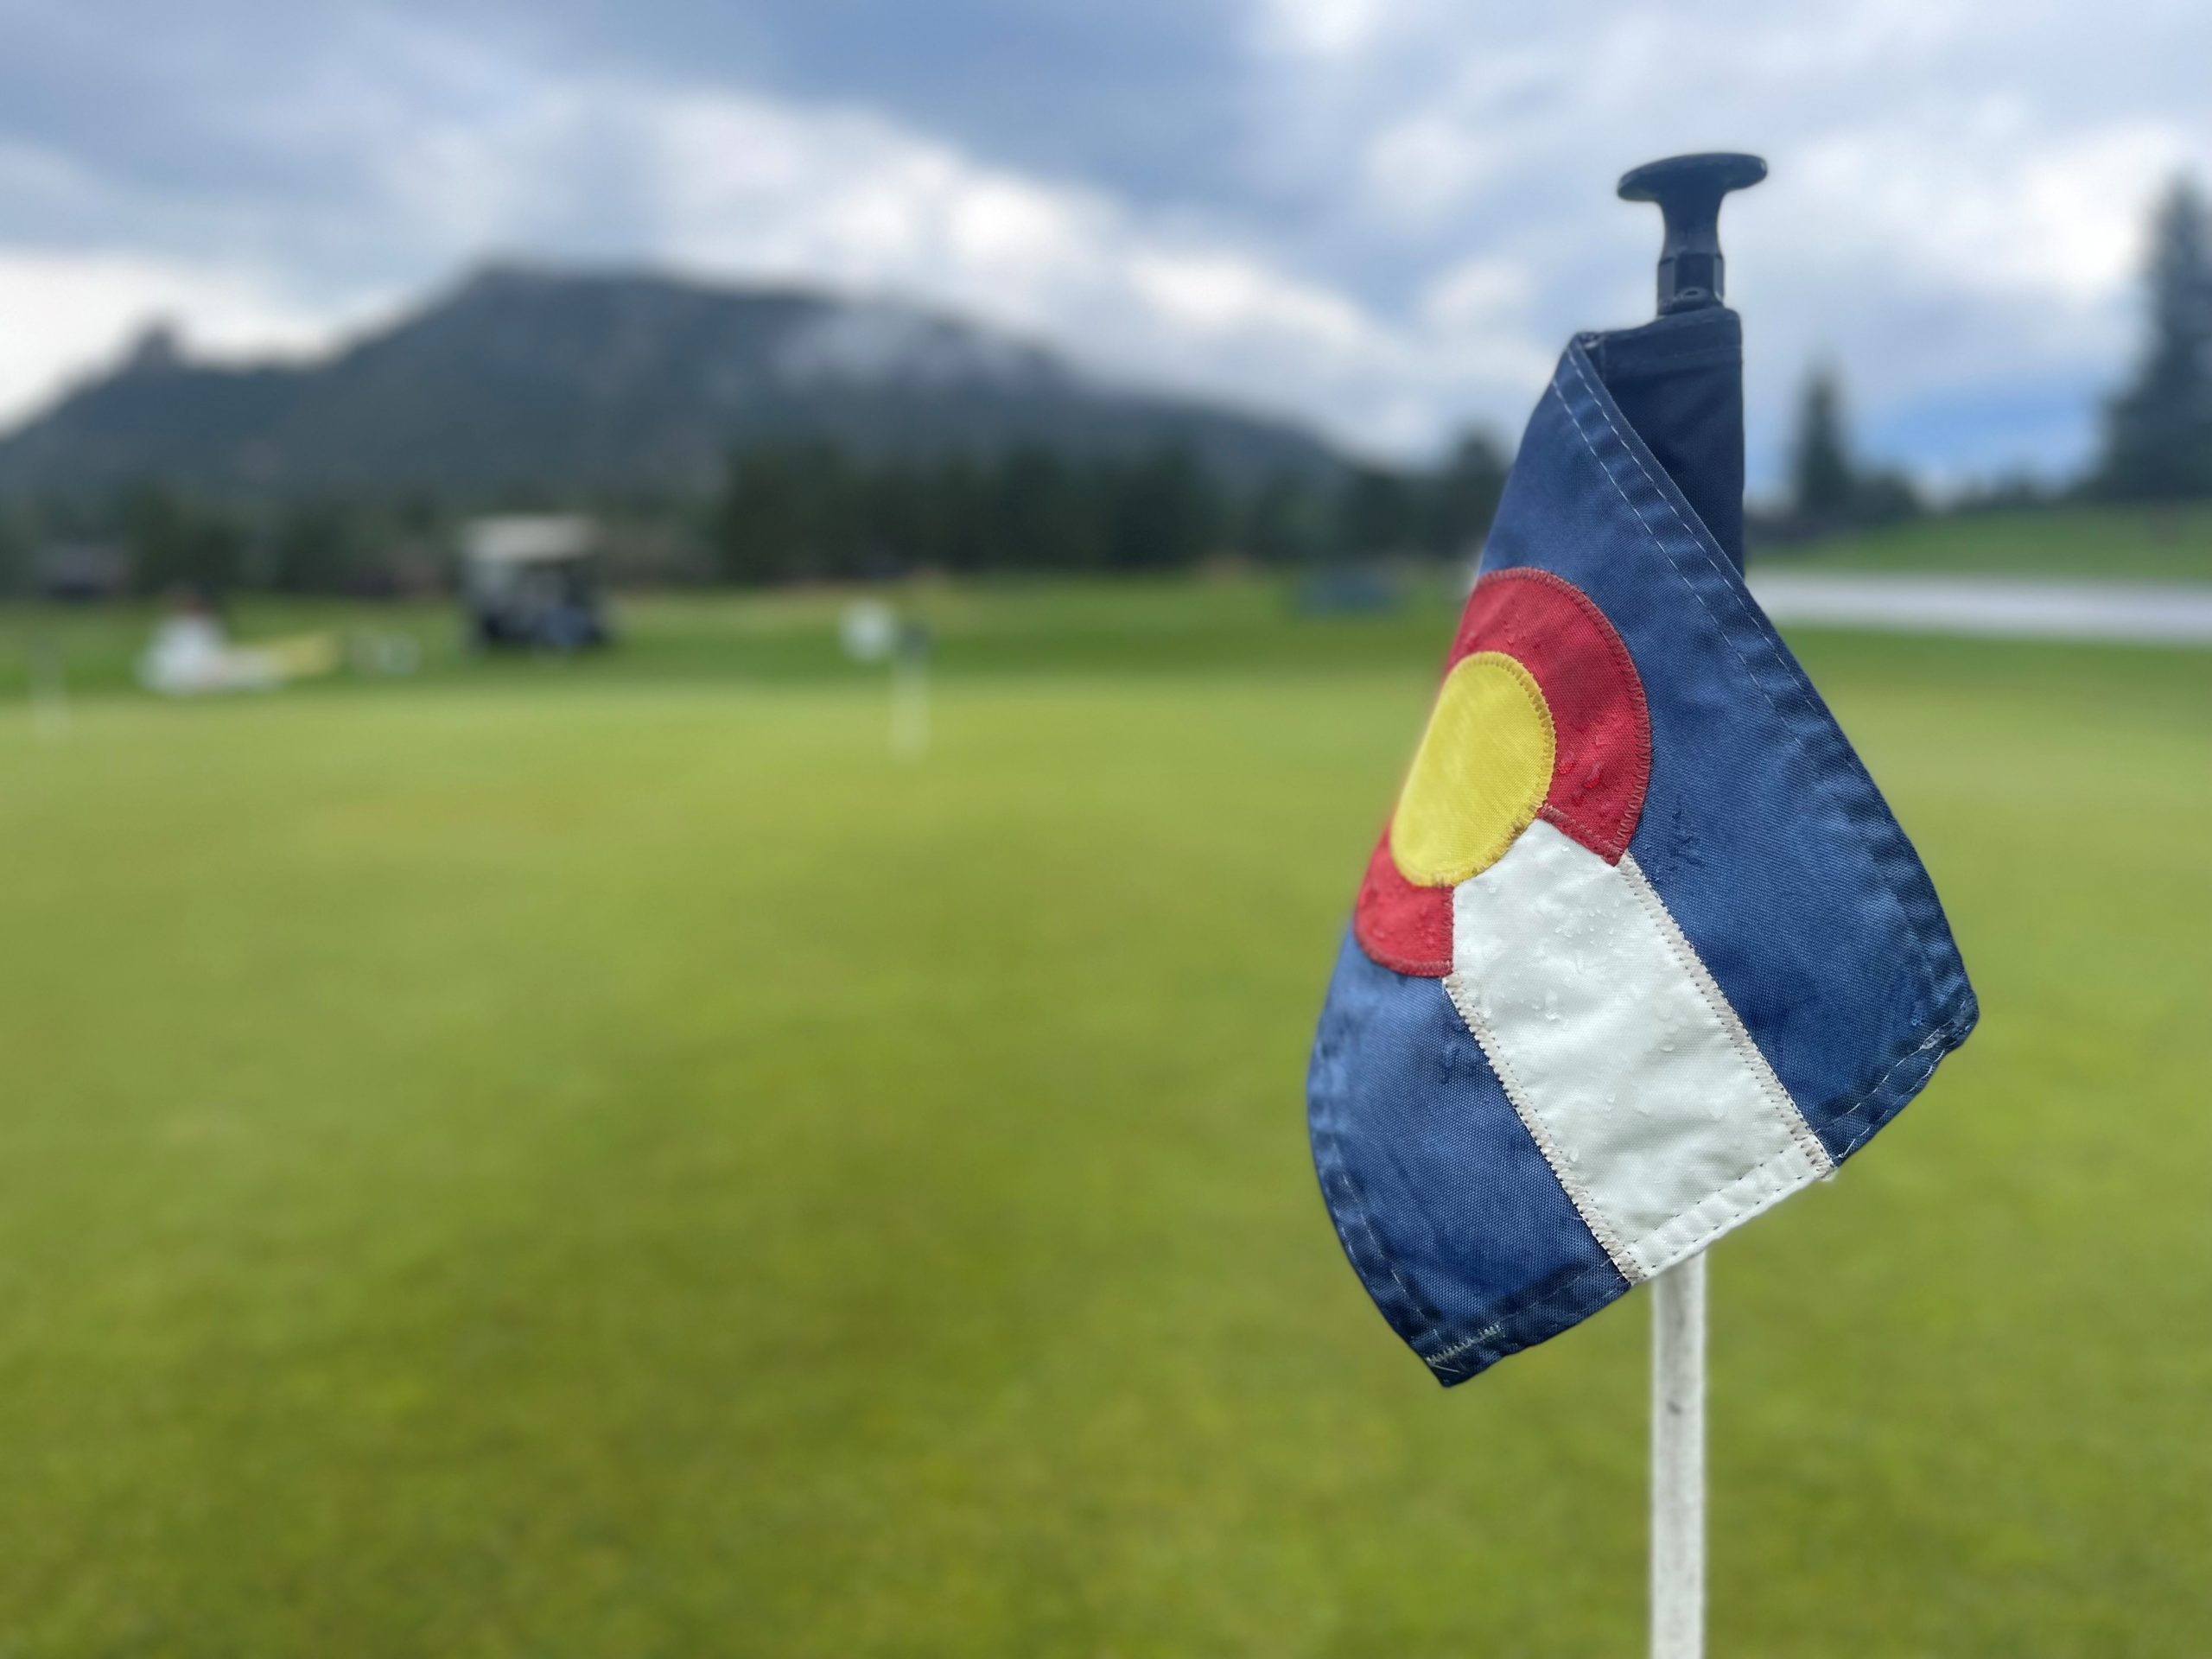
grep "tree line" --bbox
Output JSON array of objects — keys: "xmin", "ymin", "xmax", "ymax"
[
  {"xmin": 0, "ymin": 433, "xmax": 1510, "ymax": 597},
  {"xmin": 0, "ymin": 492, "xmax": 454, "ymax": 600},
  {"xmin": 1778, "ymin": 173, "xmax": 2212, "ymax": 529},
  {"xmin": 714, "ymin": 435, "xmax": 1509, "ymax": 584}
]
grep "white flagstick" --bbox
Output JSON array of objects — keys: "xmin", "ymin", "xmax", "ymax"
[
  {"xmin": 29, "ymin": 627, "xmax": 70, "ymax": 744},
  {"xmin": 890, "ymin": 624, "xmax": 931, "ymax": 764},
  {"xmin": 1650, "ymin": 1251, "xmax": 1707, "ymax": 1659}
]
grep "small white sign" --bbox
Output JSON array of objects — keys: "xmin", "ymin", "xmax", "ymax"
[{"xmin": 840, "ymin": 600, "xmax": 899, "ymax": 663}]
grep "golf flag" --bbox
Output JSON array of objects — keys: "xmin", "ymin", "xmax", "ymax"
[{"xmin": 1307, "ymin": 312, "xmax": 1976, "ymax": 1385}]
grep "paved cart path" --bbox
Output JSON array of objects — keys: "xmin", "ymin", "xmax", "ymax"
[{"xmin": 1749, "ymin": 572, "xmax": 2212, "ymax": 645}]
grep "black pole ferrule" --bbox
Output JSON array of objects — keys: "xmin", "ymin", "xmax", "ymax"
[{"xmin": 1618, "ymin": 153, "xmax": 1766, "ymax": 316}]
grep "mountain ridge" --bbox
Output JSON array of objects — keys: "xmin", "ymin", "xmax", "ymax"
[{"xmin": 0, "ymin": 265, "xmax": 1341, "ymax": 500}]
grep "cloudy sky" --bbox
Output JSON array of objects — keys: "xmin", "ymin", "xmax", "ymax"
[{"xmin": 0, "ymin": 0, "xmax": 2205, "ymax": 487}]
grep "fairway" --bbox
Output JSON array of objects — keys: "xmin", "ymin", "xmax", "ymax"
[{"xmin": 2, "ymin": 590, "xmax": 2208, "ymax": 1655}]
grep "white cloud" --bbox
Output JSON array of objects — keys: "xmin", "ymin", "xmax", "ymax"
[
  {"xmin": 0, "ymin": 251, "xmax": 366, "ymax": 424},
  {"xmin": 1253, "ymin": 0, "xmax": 2212, "ymax": 476},
  {"xmin": 1253, "ymin": 0, "xmax": 1402, "ymax": 60},
  {"xmin": 1420, "ymin": 257, "xmax": 1532, "ymax": 333},
  {"xmin": 617, "ymin": 86, "xmax": 1466, "ymax": 442},
  {"xmin": 1786, "ymin": 111, "xmax": 2192, "ymax": 309},
  {"xmin": 1, "ymin": 0, "xmax": 2209, "ymax": 479},
  {"xmin": 0, "ymin": 52, "xmax": 1540, "ymax": 460}
]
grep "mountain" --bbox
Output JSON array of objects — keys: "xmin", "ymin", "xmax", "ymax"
[{"xmin": 0, "ymin": 267, "xmax": 1340, "ymax": 501}]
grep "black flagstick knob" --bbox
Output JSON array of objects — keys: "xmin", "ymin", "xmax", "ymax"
[{"xmin": 1618, "ymin": 153, "xmax": 1767, "ymax": 317}]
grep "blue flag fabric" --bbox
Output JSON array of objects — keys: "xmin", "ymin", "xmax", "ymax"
[{"xmin": 1307, "ymin": 325, "xmax": 1977, "ymax": 1386}]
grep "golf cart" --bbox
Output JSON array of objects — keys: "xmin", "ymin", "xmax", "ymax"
[{"xmin": 461, "ymin": 514, "xmax": 612, "ymax": 651}]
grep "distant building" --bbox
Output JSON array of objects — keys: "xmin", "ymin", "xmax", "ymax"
[
  {"xmin": 458, "ymin": 514, "xmax": 610, "ymax": 651},
  {"xmin": 36, "ymin": 541, "xmax": 130, "ymax": 601}
]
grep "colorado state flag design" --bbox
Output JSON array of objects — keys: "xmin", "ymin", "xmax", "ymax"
[{"xmin": 1307, "ymin": 335, "xmax": 1977, "ymax": 1385}]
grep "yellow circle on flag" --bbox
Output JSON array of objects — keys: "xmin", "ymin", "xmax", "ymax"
[{"xmin": 1389, "ymin": 651, "xmax": 1556, "ymax": 887}]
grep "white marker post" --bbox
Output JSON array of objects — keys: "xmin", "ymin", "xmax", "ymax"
[
  {"xmin": 839, "ymin": 600, "xmax": 928, "ymax": 763},
  {"xmin": 1650, "ymin": 1251, "xmax": 1707, "ymax": 1659},
  {"xmin": 29, "ymin": 626, "xmax": 70, "ymax": 744},
  {"xmin": 891, "ymin": 622, "xmax": 931, "ymax": 765}
]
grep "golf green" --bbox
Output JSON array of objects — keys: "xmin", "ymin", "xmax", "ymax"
[{"xmin": 0, "ymin": 591, "xmax": 2205, "ymax": 1655}]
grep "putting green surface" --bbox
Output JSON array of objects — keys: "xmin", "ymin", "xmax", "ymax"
[
  {"xmin": 0, "ymin": 592, "xmax": 2207, "ymax": 1656},
  {"xmin": 1770, "ymin": 503, "xmax": 2212, "ymax": 582}
]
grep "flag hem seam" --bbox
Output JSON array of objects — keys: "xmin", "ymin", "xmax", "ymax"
[{"xmin": 1550, "ymin": 355, "xmax": 1930, "ymax": 991}]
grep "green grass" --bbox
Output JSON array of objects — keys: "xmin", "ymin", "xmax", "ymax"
[
  {"xmin": 8, "ymin": 500, "xmax": 2209, "ymax": 709},
  {"xmin": 0, "ymin": 579, "xmax": 2208, "ymax": 1655},
  {"xmin": 0, "ymin": 572, "xmax": 1471, "ymax": 702},
  {"xmin": 1782, "ymin": 503, "xmax": 2212, "ymax": 582}
]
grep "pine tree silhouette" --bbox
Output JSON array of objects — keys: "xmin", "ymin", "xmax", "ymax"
[
  {"xmin": 1789, "ymin": 365, "xmax": 1856, "ymax": 522},
  {"xmin": 2096, "ymin": 177, "xmax": 2212, "ymax": 500}
]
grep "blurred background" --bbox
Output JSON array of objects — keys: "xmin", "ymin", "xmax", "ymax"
[{"xmin": 1, "ymin": 3, "xmax": 2207, "ymax": 1654}]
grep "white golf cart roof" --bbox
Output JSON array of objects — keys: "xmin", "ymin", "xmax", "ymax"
[{"xmin": 461, "ymin": 514, "xmax": 598, "ymax": 567}]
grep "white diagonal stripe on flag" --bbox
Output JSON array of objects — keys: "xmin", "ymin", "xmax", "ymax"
[{"xmin": 1445, "ymin": 820, "xmax": 1832, "ymax": 1279}]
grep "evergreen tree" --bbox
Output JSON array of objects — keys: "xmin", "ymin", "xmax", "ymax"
[
  {"xmin": 267, "ymin": 500, "xmax": 366, "ymax": 593},
  {"xmin": 0, "ymin": 507, "xmax": 26, "ymax": 599},
  {"xmin": 715, "ymin": 448, "xmax": 802, "ymax": 582},
  {"xmin": 1241, "ymin": 476, "xmax": 1327, "ymax": 564},
  {"xmin": 716, "ymin": 443, "xmax": 866, "ymax": 581},
  {"xmin": 992, "ymin": 448, "xmax": 1101, "ymax": 570},
  {"xmin": 927, "ymin": 456, "xmax": 993, "ymax": 572},
  {"xmin": 2096, "ymin": 176, "xmax": 2212, "ymax": 500},
  {"xmin": 1427, "ymin": 429, "xmax": 1510, "ymax": 556},
  {"xmin": 123, "ymin": 486, "xmax": 243, "ymax": 594},
  {"xmin": 1336, "ymin": 464, "xmax": 1418, "ymax": 557},
  {"xmin": 1104, "ymin": 448, "xmax": 1217, "ymax": 569},
  {"xmin": 1789, "ymin": 365, "xmax": 1857, "ymax": 521},
  {"xmin": 709, "ymin": 434, "xmax": 1522, "ymax": 585}
]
